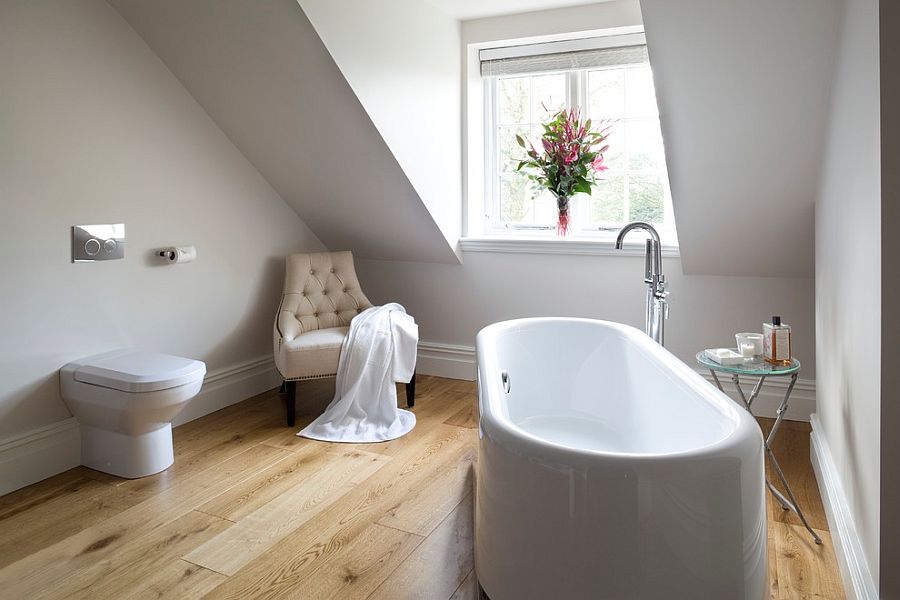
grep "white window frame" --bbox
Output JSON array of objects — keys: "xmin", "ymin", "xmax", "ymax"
[{"xmin": 478, "ymin": 36, "xmax": 677, "ymax": 247}]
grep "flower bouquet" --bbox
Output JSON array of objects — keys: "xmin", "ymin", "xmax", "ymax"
[{"xmin": 516, "ymin": 109, "xmax": 612, "ymax": 236}]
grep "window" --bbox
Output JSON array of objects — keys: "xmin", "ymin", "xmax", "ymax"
[{"xmin": 480, "ymin": 35, "xmax": 676, "ymax": 243}]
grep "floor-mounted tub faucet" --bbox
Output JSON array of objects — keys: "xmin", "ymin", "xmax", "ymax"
[{"xmin": 615, "ymin": 222, "xmax": 669, "ymax": 346}]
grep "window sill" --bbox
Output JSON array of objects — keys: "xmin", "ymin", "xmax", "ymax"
[{"xmin": 459, "ymin": 236, "xmax": 680, "ymax": 257}]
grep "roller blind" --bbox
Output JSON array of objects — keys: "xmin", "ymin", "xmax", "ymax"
[{"xmin": 480, "ymin": 35, "xmax": 648, "ymax": 77}]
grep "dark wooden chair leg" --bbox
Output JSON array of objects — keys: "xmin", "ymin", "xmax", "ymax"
[
  {"xmin": 286, "ymin": 380, "xmax": 296, "ymax": 427},
  {"xmin": 405, "ymin": 371, "xmax": 416, "ymax": 408}
]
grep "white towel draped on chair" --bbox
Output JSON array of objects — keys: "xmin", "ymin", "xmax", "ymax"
[{"xmin": 298, "ymin": 303, "xmax": 417, "ymax": 442}]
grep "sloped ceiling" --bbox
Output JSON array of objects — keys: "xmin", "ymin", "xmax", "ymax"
[
  {"xmin": 109, "ymin": 0, "xmax": 459, "ymax": 264},
  {"xmin": 299, "ymin": 0, "xmax": 462, "ymax": 249},
  {"xmin": 640, "ymin": 0, "xmax": 841, "ymax": 276},
  {"xmin": 425, "ymin": 0, "xmax": 611, "ymax": 20}
]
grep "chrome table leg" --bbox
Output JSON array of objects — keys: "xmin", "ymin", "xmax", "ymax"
[{"xmin": 708, "ymin": 369, "xmax": 822, "ymax": 544}]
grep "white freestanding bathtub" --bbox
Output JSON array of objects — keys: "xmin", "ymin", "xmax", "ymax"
[{"xmin": 475, "ymin": 318, "xmax": 766, "ymax": 600}]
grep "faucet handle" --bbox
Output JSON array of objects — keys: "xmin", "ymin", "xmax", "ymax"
[{"xmin": 654, "ymin": 274, "xmax": 668, "ymax": 298}]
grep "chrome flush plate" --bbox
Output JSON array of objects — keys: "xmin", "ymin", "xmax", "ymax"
[{"xmin": 72, "ymin": 224, "xmax": 125, "ymax": 262}]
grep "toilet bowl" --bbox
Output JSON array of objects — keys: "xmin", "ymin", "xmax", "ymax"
[{"xmin": 60, "ymin": 350, "xmax": 206, "ymax": 478}]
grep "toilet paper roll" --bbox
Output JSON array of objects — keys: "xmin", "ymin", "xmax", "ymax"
[{"xmin": 157, "ymin": 246, "xmax": 196, "ymax": 264}]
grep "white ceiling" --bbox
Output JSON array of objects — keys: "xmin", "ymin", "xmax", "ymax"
[{"xmin": 424, "ymin": 0, "xmax": 608, "ymax": 20}]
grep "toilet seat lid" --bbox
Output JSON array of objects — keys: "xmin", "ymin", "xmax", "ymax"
[{"xmin": 73, "ymin": 350, "xmax": 207, "ymax": 393}]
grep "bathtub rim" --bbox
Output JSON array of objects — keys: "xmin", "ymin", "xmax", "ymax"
[{"xmin": 475, "ymin": 317, "xmax": 762, "ymax": 462}]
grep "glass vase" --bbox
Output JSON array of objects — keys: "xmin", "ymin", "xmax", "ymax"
[{"xmin": 556, "ymin": 200, "xmax": 570, "ymax": 237}]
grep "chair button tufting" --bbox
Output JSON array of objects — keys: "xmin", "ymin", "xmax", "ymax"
[
  {"xmin": 330, "ymin": 268, "xmax": 335, "ymax": 273},
  {"xmin": 343, "ymin": 288, "xmax": 348, "ymax": 292},
  {"xmin": 313, "ymin": 312, "xmax": 319, "ymax": 317},
  {"xmin": 309, "ymin": 270, "xmax": 314, "ymax": 275},
  {"xmin": 322, "ymin": 290, "xmax": 327, "ymax": 295}
]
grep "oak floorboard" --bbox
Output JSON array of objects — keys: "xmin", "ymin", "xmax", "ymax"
[
  {"xmin": 201, "ymin": 424, "xmax": 473, "ymax": 599},
  {"xmin": 184, "ymin": 448, "xmax": 389, "ymax": 576},
  {"xmin": 47, "ymin": 510, "xmax": 232, "ymax": 600},
  {"xmin": 122, "ymin": 559, "xmax": 228, "ymax": 600},
  {"xmin": 0, "ymin": 444, "xmax": 291, "ymax": 598},
  {"xmin": 449, "ymin": 568, "xmax": 480, "ymax": 600},
  {"xmin": 768, "ymin": 508, "xmax": 781, "ymax": 600},
  {"xmin": 276, "ymin": 523, "xmax": 422, "ymax": 600},
  {"xmin": 444, "ymin": 398, "xmax": 478, "ymax": 429},
  {"xmin": 758, "ymin": 418, "xmax": 829, "ymax": 531},
  {"xmin": 368, "ymin": 493, "xmax": 475, "ymax": 600},
  {"xmin": 376, "ymin": 442, "xmax": 475, "ymax": 536},
  {"xmin": 0, "ymin": 466, "xmax": 95, "ymax": 518},
  {"xmin": 772, "ymin": 522, "xmax": 844, "ymax": 599},
  {"xmin": 195, "ymin": 443, "xmax": 330, "ymax": 522},
  {"xmin": 0, "ymin": 378, "xmax": 845, "ymax": 600},
  {"xmin": 0, "ymin": 474, "xmax": 143, "ymax": 569}
]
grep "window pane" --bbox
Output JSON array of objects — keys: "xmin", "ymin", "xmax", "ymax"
[
  {"xmin": 628, "ymin": 173, "xmax": 664, "ymax": 222},
  {"xmin": 489, "ymin": 58, "xmax": 673, "ymax": 237},
  {"xmin": 627, "ymin": 120, "xmax": 664, "ymax": 171},
  {"xmin": 625, "ymin": 66, "xmax": 658, "ymax": 118},
  {"xmin": 498, "ymin": 125, "xmax": 529, "ymax": 175},
  {"xmin": 531, "ymin": 73, "xmax": 566, "ymax": 122},
  {"xmin": 600, "ymin": 121, "xmax": 626, "ymax": 171},
  {"xmin": 590, "ymin": 173, "xmax": 626, "ymax": 224},
  {"xmin": 498, "ymin": 77, "xmax": 529, "ymax": 125},
  {"xmin": 500, "ymin": 175, "xmax": 556, "ymax": 225},
  {"xmin": 588, "ymin": 68, "xmax": 625, "ymax": 119}
]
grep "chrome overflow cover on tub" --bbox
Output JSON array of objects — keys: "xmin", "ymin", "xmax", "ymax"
[{"xmin": 501, "ymin": 370, "xmax": 511, "ymax": 393}]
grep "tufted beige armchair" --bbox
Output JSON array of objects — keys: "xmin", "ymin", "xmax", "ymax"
[{"xmin": 273, "ymin": 251, "xmax": 415, "ymax": 426}]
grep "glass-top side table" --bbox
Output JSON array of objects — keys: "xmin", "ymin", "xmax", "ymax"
[{"xmin": 695, "ymin": 351, "xmax": 822, "ymax": 544}]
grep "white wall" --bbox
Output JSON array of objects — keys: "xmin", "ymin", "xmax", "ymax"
[
  {"xmin": 0, "ymin": 0, "xmax": 324, "ymax": 439},
  {"xmin": 355, "ymin": 0, "xmax": 816, "ymax": 396},
  {"xmin": 358, "ymin": 252, "xmax": 816, "ymax": 379},
  {"xmin": 111, "ymin": 0, "xmax": 458, "ymax": 264},
  {"xmin": 880, "ymin": 2, "xmax": 900, "ymax": 595},
  {"xmin": 640, "ymin": 0, "xmax": 841, "ymax": 276},
  {"xmin": 300, "ymin": 0, "xmax": 463, "ymax": 249},
  {"xmin": 815, "ymin": 0, "xmax": 881, "ymax": 587}
]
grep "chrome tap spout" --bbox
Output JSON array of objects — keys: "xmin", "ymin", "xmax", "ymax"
[{"xmin": 615, "ymin": 222, "xmax": 669, "ymax": 345}]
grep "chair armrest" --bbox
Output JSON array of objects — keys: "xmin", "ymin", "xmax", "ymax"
[{"xmin": 277, "ymin": 310, "xmax": 303, "ymax": 342}]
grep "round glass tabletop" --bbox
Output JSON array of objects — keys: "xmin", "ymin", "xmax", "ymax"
[{"xmin": 695, "ymin": 351, "xmax": 800, "ymax": 376}]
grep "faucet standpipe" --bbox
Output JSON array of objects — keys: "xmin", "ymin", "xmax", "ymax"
[{"xmin": 615, "ymin": 222, "xmax": 669, "ymax": 346}]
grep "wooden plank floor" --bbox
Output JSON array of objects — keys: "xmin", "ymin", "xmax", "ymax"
[{"xmin": 0, "ymin": 376, "xmax": 843, "ymax": 599}]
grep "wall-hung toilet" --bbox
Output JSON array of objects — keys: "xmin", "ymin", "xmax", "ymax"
[{"xmin": 60, "ymin": 350, "xmax": 206, "ymax": 478}]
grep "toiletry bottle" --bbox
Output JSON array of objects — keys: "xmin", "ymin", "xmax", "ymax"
[{"xmin": 763, "ymin": 316, "xmax": 792, "ymax": 365}]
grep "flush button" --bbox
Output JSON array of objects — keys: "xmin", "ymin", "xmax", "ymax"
[{"xmin": 73, "ymin": 224, "xmax": 125, "ymax": 262}]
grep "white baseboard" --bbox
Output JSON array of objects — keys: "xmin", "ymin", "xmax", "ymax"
[
  {"xmin": 0, "ymin": 355, "xmax": 281, "ymax": 497},
  {"xmin": 416, "ymin": 341, "xmax": 815, "ymax": 421},
  {"xmin": 172, "ymin": 356, "xmax": 281, "ymax": 427},
  {"xmin": 697, "ymin": 371, "xmax": 816, "ymax": 421},
  {"xmin": 417, "ymin": 342, "xmax": 476, "ymax": 381},
  {"xmin": 809, "ymin": 415, "xmax": 878, "ymax": 600},
  {"xmin": 0, "ymin": 418, "xmax": 81, "ymax": 497}
]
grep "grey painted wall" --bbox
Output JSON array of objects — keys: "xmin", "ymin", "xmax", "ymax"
[
  {"xmin": 880, "ymin": 0, "xmax": 899, "ymax": 595},
  {"xmin": 300, "ymin": 0, "xmax": 463, "ymax": 250},
  {"xmin": 357, "ymin": 253, "xmax": 816, "ymax": 379},
  {"xmin": 0, "ymin": 0, "xmax": 324, "ymax": 438},
  {"xmin": 815, "ymin": 0, "xmax": 882, "ymax": 586},
  {"xmin": 111, "ymin": 0, "xmax": 459, "ymax": 264},
  {"xmin": 641, "ymin": 0, "xmax": 841, "ymax": 276},
  {"xmin": 353, "ymin": 2, "xmax": 816, "ymax": 384}
]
